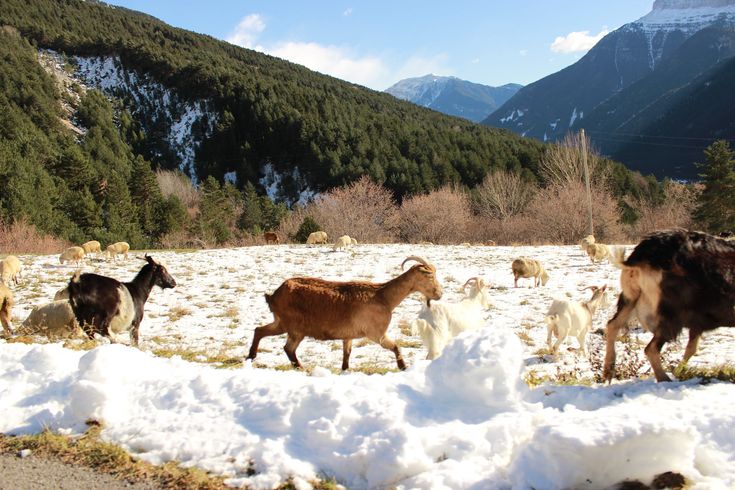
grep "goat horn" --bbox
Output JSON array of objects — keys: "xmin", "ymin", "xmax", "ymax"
[
  {"xmin": 462, "ymin": 277, "xmax": 479, "ymax": 290},
  {"xmin": 579, "ymin": 285, "xmax": 598, "ymax": 292},
  {"xmin": 402, "ymin": 256, "xmax": 434, "ymax": 270}
]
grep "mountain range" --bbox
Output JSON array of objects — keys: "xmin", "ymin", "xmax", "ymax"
[
  {"xmin": 483, "ymin": 0, "xmax": 735, "ymax": 179},
  {"xmin": 385, "ymin": 75, "xmax": 521, "ymax": 123}
]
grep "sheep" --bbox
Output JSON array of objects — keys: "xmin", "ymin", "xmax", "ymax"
[
  {"xmin": 306, "ymin": 231, "xmax": 329, "ymax": 245},
  {"xmin": 512, "ymin": 257, "xmax": 549, "ymax": 287},
  {"xmin": 580, "ymin": 234, "xmax": 595, "ymax": 250},
  {"xmin": 106, "ymin": 241, "xmax": 130, "ymax": 260},
  {"xmin": 19, "ymin": 301, "xmax": 86, "ymax": 340},
  {"xmin": 67, "ymin": 254, "xmax": 176, "ymax": 346},
  {"xmin": 59, "ymin": 246, "xmax": 85, "ymax": 266},
  {"xmin": 264, "ymin": 232, "xmax": 279, "ymax": 244},
  {"xmin": 81, "ymin": 240, "xmax": 102, "ymax": 255},
  {"xmin": 0, "ymin": 282, "xmax": 13, "ymax": 336},
  {"xmin": 54, "ymin": 286, "xmax": 69, "ymax": 301},
  {"xmin": 350, "ymin": 237, "xmax": 358, "ymax": 246},
  {"xmin": 579, "ymin": 234, "xmax": 611, "ymax": 263},
  {"xmin": 604, "ymin": 229, "xmax": 735, "ymax": 382},
  {"xmin": 0, "ymin": 255, "xmax": 23, "ymax": 286},
  {"xmin": 411, "ymin": 277, "xmax": 492, "ymax": 360},
  {"xmin": 545, "ymin": 285, "xmax": 608, "ymax": 355},
  {"xmin": 246, "ymin": 256, "xmax": 443, "ymax": 370},
  {"xmin": 333, "ymin": 235, "xmax": 353, "ymax": 251}
]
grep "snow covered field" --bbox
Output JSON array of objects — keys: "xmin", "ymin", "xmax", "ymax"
[{"xmin": 2, "ymin": 243, "xmax": 735, "ymax": 489}]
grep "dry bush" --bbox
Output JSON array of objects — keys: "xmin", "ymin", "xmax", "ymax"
[
  {"xmin": 474, "ymin": 170, "xmax": 537, "ymax": 221},
  {"xmin": 524, "ymin": 181, "xmax": 625, "ymax": 244},
  {"xmin": 625, "ymin": 181, "xmax": 701, "ymax": 240},
  {"xmin": 540, "ymin": 132, "xmax": 609, "ymax": 188},
  {"xmin": 156, "ymin": 169, "xmax": 199, "ymax": 217},
  {"xmin": 306, "ymin": 177, "xmax": 399, "ymax": 243},
  {"xmin": 0, "ymin": 217, "xmax": 70, "ymax": 254},
  {"xmin": 276, "ymin": 205, "xmax": 309, "ymax": 244},
  {"xmin": 473, "ymin": 214, "xmax": 540, "ymax": 245},
  {"xmin": 394, "ymin": 186, "xmax": 473, "ymax": 244}
]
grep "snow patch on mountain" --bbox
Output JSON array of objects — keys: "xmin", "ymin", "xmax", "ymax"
[
  {"xmin": 259, "ymin": 163, "xmax": 317, "ymax": 206},
  {"xmin": 385, "ymin": 74, "xmax": 450, "ymax": 106},
  {"xmin": 73, "ymin": 56, "xmax": 217, "ymax": 178}
]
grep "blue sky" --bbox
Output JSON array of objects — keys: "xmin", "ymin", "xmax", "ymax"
[{"xmin": 106, "ymin": 1, "xmax": 653, "ymax": 90}]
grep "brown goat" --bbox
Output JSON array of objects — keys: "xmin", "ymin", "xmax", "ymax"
[
  {"xmin": 246, "ymin": 256, "xmax": 443, "ymax": 370},
  {"xmin": 604, "ymin": 229, "xmax": 735, "ymax": 382},
  {"xmin": 264, "ymin": 232, "xmax": 279, "ymax": 244}
]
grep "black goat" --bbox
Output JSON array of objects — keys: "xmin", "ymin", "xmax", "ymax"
[
  {"xmin": 67, "ymin": 254, "xmax": 176, "ymax": 346},
  {"xmin": 604, "ymin": 229, "xmax": 735, "ymax": 382}
]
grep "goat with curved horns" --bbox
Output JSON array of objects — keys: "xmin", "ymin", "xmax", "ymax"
[
  {"xmin": 246, "ymin": 256, "xmax": 443, "ymax": 370},
  {"xmin": 67, "ymin": 254, "xmax": 176, "ymax": 346}
]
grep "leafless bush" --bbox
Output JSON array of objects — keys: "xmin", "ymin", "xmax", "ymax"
[
  {"xmin": 540, "ymin": 132, "xmax": 609, "ymax": 188},
  {"xmin": 473, "ymin": 170, "xmax": 537, "ymax": 221},
  {"xmin": 625, "ymin": 181, "xmax": 701, "ymax": 240},
  {"xmin": 524, "ymin": 181, "xmax": 625, "ymax": 244},
  {"xmin": 473, "ymin": 214, "xmax": 543, "ymax": 245},
  {"xmin": 307, "ymin": 176, "xmax": 399, "ymax": 243},
  {"xmin": 394, "ymin": 186, "xmax": 473, "ymax": 244},
  {"xmin": 0, "ymin": 217, "xmax": 70, "ymax": 254},
  {"xmin": 156, "ymin": 170, "xmax": 199, "ymax": 217}
]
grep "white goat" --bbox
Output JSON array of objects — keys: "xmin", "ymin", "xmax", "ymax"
[
  {"xmin": 411, "ymin": 277, "xmax": 492, "ymax": 360},
  {"xmin": 0, "ymin": 282, "xmax": 13, "ymax": 336},
  {"xmin": 0, "ymin": 255, "xmax": 23, "ymax": 285},
  {"xmin": 579, "ymin": 235, "xmax": 610, "ymax": 263},
  {"xmin": 512, "ymin": 257, "xmax": 549, "ymax": 287},
  {"xmin": 333, "ymin": 235, "xmax": 353, "ymax": 251},
  {"xmin": 545, "ymin": 285, "xmax": 608, "ymax": 355}
]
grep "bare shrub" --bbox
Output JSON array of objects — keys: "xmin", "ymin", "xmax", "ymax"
[
  {"xmin": 473, "ymin": 214, "xmax": 541, "ymax": 245},
  {"xmin": 540, "ymin": 132, "xmax": 609, "ymax": 188},
  {"xmin": 156, "ymin": 170, "xmax": 199, "ymax": 218},
  {"xmin": 625, "ymin": 181, "xmax": 701, "ymax": 240},
  {"xmin": 394, "ymin": 186, "xmax": 473, "ymax": 244},
  {"xmin": 524, "ymin": 181, "xmax": 624, "ymax": 244},
  {"xmin": 303, "ymin": 176, "xmax": 399, "ymax": 243},
  {"xmin": 0, "ymin": 217, "xmax": 70, "ymax": 254},
  {"xmin": 276, "ymin": 206, "xmax": 310, "ymax": 244},
  {"xmin": 473, "ymin": 170, "xmax": 537, "ymax": 221}
]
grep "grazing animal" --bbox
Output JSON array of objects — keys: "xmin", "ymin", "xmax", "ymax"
[
  {"xmin": 0, "ymin": 282, "xmax": 13, "ymax": 336},
  {"xmin": 59, "ymin": 246, "xmax": 85, "ymax": 266},
  {"xmin": 411, "ymin": 277, "xmax": 492, "ymax": 360},
  {"xmin": 246, "ymin": 256, "xmax": 443, "ymax": 370},
  {"xmin": 333, "ymin": 235, "xmax": 354, "ymax": 251},
  {"xmin": 67, "ymin": 255, "xmax": 176, "ymax": 346},
  {"xmin": 54, "ymin": 286, "xmax": 69, "ymax": 301},
  {"xmin": 512, "ymin": 257, "xmax": 549, "ymax": 287},
  {"xmin": 0, "ymin": 255, "xmax": 23, "ymax": 285},
  {"xmin": 604, "ymin": 229, "xmax": 735, "ymax": 382},
  {"xmin": 545, "ymin": 285, "xmax": 608, "ymax": 355},
  {"xmin": 81, "ymin": 240, "xmax": 102, "ymax": 255},
  {"xmin": 264, "ymin": 232, "xmax": 279, "ymax": 244},
  {"xmin": 20, "ymin": 301, "xmax": 85, "ymax": 340},
  {"xmin": 106, "ymin": 241, "xmax": 130, "ymax": 260},
  {"xmin": 306, "ymin": 231, "xmax": 329, "ymax": 245}
]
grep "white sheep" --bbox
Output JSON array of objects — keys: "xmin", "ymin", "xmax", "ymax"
[
  {"xmin": 20, "ymin": 300, "xmax": 86, "ymax": 340},
  {"xmin": 512, "ymin": 257, "xmax": 549, "ymax": 287},
  {"xmin": 0, "ymin": 282, "xmax": 13, "ymax": 336},
  {"xmin": 350, "ymin": 237, "xmax": 358, "ymax": 246},
  {"xmin": 411, "ymin": 277, "xmax": 492, "ymax": 360},
  {"xmin": 0, "ymin": 255, "xmax": 23, "ymax": 285},
  {"xmin": 579, "ymin": 235, "xmax": 610, "ymax": 263},
  {"xmin": 59, "ymin": 246, "xmax": 85, "ymax": 266},
  {"xmin": 545, "ymin": 285, "xmax": 608, "ymax": 355},
  {"xmin": 306, "ymin": 231, "xmax": 329, "ymax": 245},
  {"xmin": 106, "ymin": 241, "xmax": 130, "ymax": 260},
  {"xmin": 333, "ymin": 235, "xmax": 353, "ymax": 251},
  {"xmin": 81, "ymin": 240, "xmax": 102, "ymax": 255}
]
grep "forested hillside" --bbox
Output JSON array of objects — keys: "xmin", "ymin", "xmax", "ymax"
[{"xmin": 1, "ymin": 0, "xmax": 546, "ymax": 200}]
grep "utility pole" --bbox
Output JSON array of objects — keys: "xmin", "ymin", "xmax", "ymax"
[{"xmin": 581, "ymin": 128, "xmax": 594, "ymax": 236}]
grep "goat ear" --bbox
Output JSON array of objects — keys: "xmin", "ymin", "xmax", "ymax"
[{"xmin": 144, "ymin": 254, "xmax": 156, "ymax": 265}]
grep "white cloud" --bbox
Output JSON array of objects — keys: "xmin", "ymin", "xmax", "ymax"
[
  {"xmin": 343, "ymin": 8, "xmax": 353, "ymax": 16},
  {"xmin": 268, "ymin": 42, "xmax": 389, "ymax": 88},
  {"xmin": 550, "ymin": 29, "xmax": 609, "ymax": 54},
  {"xmin": 226, "ymin": 14, "xmax": 265, "ymax": 49}
]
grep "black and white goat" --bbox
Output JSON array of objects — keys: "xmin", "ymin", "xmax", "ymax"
[
  {"xmin": 67, "ymin": 254, "xmax": 176, "ymax": 346},
  {"xmin": 604, "ymin": 229, "xmax": 735, "ymax": 382}
]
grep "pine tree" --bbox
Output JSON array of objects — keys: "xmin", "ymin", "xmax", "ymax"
[{"xmin": 694, "ymin": 140, "xmax": 735, "ymax": 233}]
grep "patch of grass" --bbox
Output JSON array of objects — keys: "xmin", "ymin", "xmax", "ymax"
[
  {"xmin": 398, "ymin": 319, "xmax": 413, "ymax": 337},
  {"xmin": 519, "ymin": 299, "xmax": 529, "ymax": 306},
  {"xmin": 0, "ymin": 426, "xmax": 229, "ymax": 489},
  {"xmin": 398, "ymin": 338, "xmax": 423, "ymax": 349},
  {"xmin": 351, "ymin": 362, "xmax": 398, "ymax": 375},
  {"xmin": 534, "ymin": 347, "xmax": 553, "ymax": 357},
  {"xmin": 516, "ymin": 331, "xmax": 534, "ymax": 346},
  {"xmin": 214, "ymin": 306, "xmax": 239, "ymax": 319},
  {"xmin": 674, "ymin": 363, "xmax": 735, "ymax": 383},
  {"xmin": 166, "ymin": 305, "xmax": 192, "ymax": 323},
  {"xmin": 62, "ymin": 338, "xmax": 98, "ymax": 351},
  {"xmin": 5, "ymin": 335, "xmax": 36, "ymax": 345},
  {"xmin": 152, "ymin": 347, "xmax": 243, "ymax": 368}
]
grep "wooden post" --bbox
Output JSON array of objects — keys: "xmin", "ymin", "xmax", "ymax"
[{"xmin": 581, "ymin": 129, "xmax": 594, "ymax": 236}]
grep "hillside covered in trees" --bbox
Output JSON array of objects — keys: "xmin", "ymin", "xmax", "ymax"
[{"xmin": 0, "ymin": 0, "xmax": 673, "ymax": 248}]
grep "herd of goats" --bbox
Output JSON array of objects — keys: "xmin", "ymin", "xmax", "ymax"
[{"xmin": 1, "ymin": 228, "xmax": 734, "ymax": 383}]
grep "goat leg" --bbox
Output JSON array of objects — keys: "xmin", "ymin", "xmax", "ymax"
[
  {"xmin": 681, "ymin": 329, "xmax": 702, "ymax": 366},
  {"xmin": 283, "ymin": 332, "xmax": 304, "ymax": 369},
  {"xmin": 341, "ymin": 339, "xmax": 353, "ymax": 371},
  {"xmin": 377, "ymin": 335, "xmax": 406, "ymax": 371},
  {"xmin": 246, "ymin": 320, "xmax": 285, "ymax": 361},
  {"xmin": 644, "ymin": 332, "xmax": 672, "ymax": 382},
  {"xmin": 603, "ymin": 294, "xmax": 636, "ymax": 383}
]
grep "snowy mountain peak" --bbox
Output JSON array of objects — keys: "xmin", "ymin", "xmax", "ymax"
[
  {"xmin": 637, "ymin": 0, "xmax": 735, "ymax": 26},
  {"xmin": 653, "ymin": 0, "xmax": 735, "ymax": 10}
]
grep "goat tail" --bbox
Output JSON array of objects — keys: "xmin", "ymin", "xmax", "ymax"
[{"xmin": 609, "ymin": 246, "xmax": 627, "ymax": 269}]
